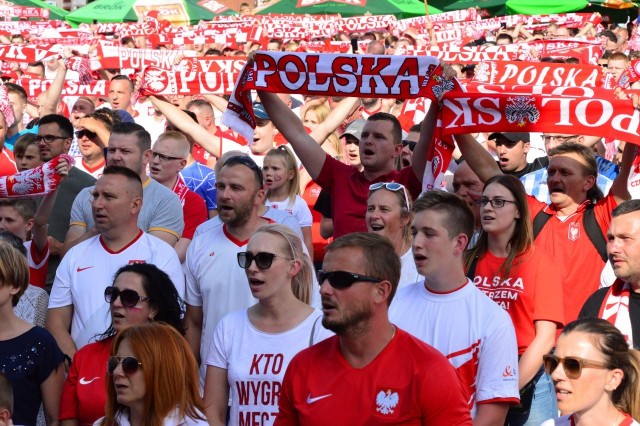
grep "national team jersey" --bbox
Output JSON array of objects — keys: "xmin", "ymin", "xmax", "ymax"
[
  {"xmin": 527, "ymin": 195, "xmax": 616, "ymax": 322},
  {"xmin": 275, "ymin": 328, "xmax": 472, "ymax": 425},
  {"xmin": 389, "ymin": 280, "xmax": 520, "ymax": 415},
  {"xmin": 472, "ymin": 248, "xmax": 565, "ymax": 354},
  {"xmin": 59, "ymin": 338, "xmax": 111, "ymax": 425},
  {"xmin": 49, "ymin": 231, "xmax": 184, "ymax": 349}
]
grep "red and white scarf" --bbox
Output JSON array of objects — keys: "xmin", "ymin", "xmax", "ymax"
[
  {"xmin": 0, "ymin": 155, "xmax": 73, "ymax": 198},
  {"xmin": 172, "ymin": 175, "xmax": 189, "ymax": 206},
  {"xmin": 222, "ymin": 51, "xmax": 447, "ymax": 144},
  {"xmin": 599, "ymin": 280, "xmax": 634, "ymax": 348}
]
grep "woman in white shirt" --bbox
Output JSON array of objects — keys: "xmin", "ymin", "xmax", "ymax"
[{"xmin": 203, "ymin": 224, "xmax": 331, "ymax": 426}]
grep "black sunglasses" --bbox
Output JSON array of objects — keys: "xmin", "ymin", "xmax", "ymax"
[
  {"xmin": 237, "ymin": 251, "xmax": 293, "ymax": 269},
  {"xmin": 543, "ymin": 354, "xmax": 610, "ymax": 379},
  {"xmin": 104, "ymin": 286, "xmax": 150, "ymax": 308},
  {"xmin": 317, "ymin": 270, "xmax": 382, "ymax": 289},
  {"xmin": 402, "ymin": 140, "xmax": 417, "ymax": 151},
  {"xmin": 107, "ymin": 356, "xmax": 142, "ymax": 375},
  {"xmin": 225, "ymin": 156, "xmax": 264, "ymax": 188},
  {"xmin": 75, "ymin": 129, "xmax": 97, "ymax": 140}
]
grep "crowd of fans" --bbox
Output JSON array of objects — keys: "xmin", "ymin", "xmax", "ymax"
[{"xmin": 1, "ymin": 4, "xmax": 640, "ymax": 426}]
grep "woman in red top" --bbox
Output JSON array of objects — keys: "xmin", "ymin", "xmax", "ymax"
[
  {"xmin": 59, "ymin": 263, "xmax": 184, "ymax": 426},
  {"xmin": 465, "ymin": 174, "xmax": 564, "ymax": 425}
]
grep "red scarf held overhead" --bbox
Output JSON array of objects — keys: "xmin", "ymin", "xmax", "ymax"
[
  {"xmin": 0, "ymin": 155, "xmax": 73, "ymax": 198},
  {"xmin": 222, "ymin": 51, "xmax": 448, "ymax": 144}
]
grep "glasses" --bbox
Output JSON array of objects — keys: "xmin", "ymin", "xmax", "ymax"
[
  {"xmin": 75, "ymin": 129, "xmax": 97, "ymax": 140},
  {"xmin": 152, "ymin": 151, "xmax": 184, "ymax": 162},
  {"xmin": 224, "ymin": 156, "xmax": 264, "ymax": 188},
  {"xmin": 402, "ymin": 140, "xmax": 417, "ymax": 151},
  {"xmin": 476, "ymin": 197, "xmax": 517, "ymax": 208},
  {"xmin": 542, "ymin": 135, "xmax": 578, "ymax": 143},
  {"xmin": 107, "ymin": 356, "xmax": 142, "ymax": 375},
  {"xmin": 543, "ymin": 354, "xmax": 610, "ymax": 379},
  {"xmin": 317, "ymin": 270, "xmax": 382, "ymax": 290},
  {"xmin": 237, "ymin": 252, "xmax": 293, "ymax": 269},
  {"xmin": 369, "ymin": 182, "xmax": 411, "ymax": 210},
  {"xmin": 104, "ymin": 286, "xmax": 150, "ymax": 307},
  {"xmin": 34, "ymin": 134, "xmax": 69, "ymax": 144}
]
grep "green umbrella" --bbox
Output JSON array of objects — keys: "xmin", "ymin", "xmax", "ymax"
[
  {"xmin": 4, "ymin": 0, "xmax": 69, "ymax": 21},
  {"xmin": 443, "ymin": 0, "xmax": 506, "ymax": 17},
  {"xmin": 506, "ymin": 0, "xmax": 588, "ymax": 15},
  {"xmin": 66, "ymin": 0, "xmax": 236, "ymax": 26},
  {"xmin": 256, "ymin": 0, "xmax": 442, "ymax": 19}
]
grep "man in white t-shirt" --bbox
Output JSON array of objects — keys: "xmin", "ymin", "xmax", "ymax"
[
  {"xmin": 389, "ymin": 190, "xmax": 519, "ymax": 424},
  {"xmin": 46, "ymin": 166, "xmax": 184, "ymax": 360},
  {"xmin": 185, "ymin": 156, "xmax": 275, "ymax": 380}
]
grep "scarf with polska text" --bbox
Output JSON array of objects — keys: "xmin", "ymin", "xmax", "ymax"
[
  {"xmin": 0, "ymin": 155, "xmax": 73, "ymax": 198},
  {"xmin": 222, "ymin": 51, "xmax": 450, "ymax": 144},
  {"xmin": 599, "ymin": 280, "xmax": 634, "ymax": 348}
]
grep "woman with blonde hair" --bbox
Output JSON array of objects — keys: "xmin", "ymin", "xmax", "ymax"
[
  {"xmin": 542, "ymin": 318, "xmax": 640, "ymax": 425},
  {"xmin": 203, "ymin": 224, "xmax": 330, "ymax": 425},
  {"xmin": 96, "ymin": 322, "xmax": 206, "ymax": 426},
  {"xmin": 303, "ymin": 103, "xmax": 342, "ymax": 159}
]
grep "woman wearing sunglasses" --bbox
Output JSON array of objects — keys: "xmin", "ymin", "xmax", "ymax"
[
  {"xmin": 366, "ymin": 182, "xmax": 421, "ymax": 288},
  {"xmin": 96, "ymin": 322, "xmax": 207, "ymax": 425},
  {"xmin": 541, "ymin": 318, "xmax": 640, "ymax": 425},
  {"xmin": 464, "ymin": 175, "xmax": 564, "ymax": 425},
  {"xmin": 60, "ymin": 263, "xmax": 185, "ymax": 426},
  {"xmin": 203, "ymin": 224, "xmax": 331, "ymax": 426}
]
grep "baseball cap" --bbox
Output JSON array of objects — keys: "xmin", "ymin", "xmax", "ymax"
[
  {"xmin": 253, "ymin": 102, "xmax": 270, "ymax": 120},
  {"xmin": 488, "ymin": 132, "xmax": 530, "ymax": 144},
  {"xmin": 339, "ymin": 119, "xmax": 366, "ymax": 141}
]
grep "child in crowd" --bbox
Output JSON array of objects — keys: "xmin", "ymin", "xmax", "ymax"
[
  {"xmin": 263, "ymin": 146, "xmax": 313, "ymax": 258},
  {"xmin": 12, "ymin": 134, "xmax": 41, "ymax": 172}
]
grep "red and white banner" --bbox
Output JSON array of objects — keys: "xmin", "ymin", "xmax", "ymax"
[
  {"xmin": 0, "ymin": 43, "xmax": 60, "ymax": 64},
  {"xmin": 18, "ymin": 78, "xmax": 108, "ymax": 98},
  {"xmin": 95, "ymin": 42, "xmax": 197, "ymax": 71},
  {"xmin": 138, "ymin": 67, "xmax": 238, "ymax": 96},
  {"xmin": 472, "ymin": 61, "xmax": 603, "ymax": 87}
]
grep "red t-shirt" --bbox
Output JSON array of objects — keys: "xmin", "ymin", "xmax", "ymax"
[
  {"xmin": 275, "ymin": 329, "xmax": 472, "ymax": 426},
  {"xmin": 182, "ymin": 189, "xmax": 208, "ymax": 240},
  {"xmin": 472, "ymin": 248, "xmax": 565, "ymax": 354},
  {"xmin": 26, "ymin": 240, "xmax": 49, "ymax": 288},
  {"xmin": 59, "ymin": 338, "xmax": 111, "ymax": 425},
  {"xmin": 0, "ymin": 148, "xmax": 17, "ymax": 177},
  {"xmin": 315, "ymin": 155, "xmax": 421, "ymax": 238},
  {"xmin": 301, "ymin": 182, "xmax": 330, "ymax": 264},
  {"xmin": 528, "ymin": 195, "xmax": 616, "ymax": 323}
]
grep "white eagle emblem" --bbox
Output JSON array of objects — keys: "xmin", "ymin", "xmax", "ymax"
[
  {"xmin": 376, "ymin": 389, "xmax": 399, "ymax": 415},
  {"xmin": 505, "ymin": 96, "xmax": 540, "ymax": 127}
]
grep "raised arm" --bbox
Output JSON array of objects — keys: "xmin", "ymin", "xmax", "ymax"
[
  {"xmin": 258, "ymin": 90, "xmax": 327, "ymax": 180},
  {"xmin": 40, "ymin": 59, "xmax": 67, "ymax": 117},
  {"xmin": 309, "ymin": 97, "xmax": 360, "ymax": 145},
  {"xmin": 610, "ymin": 139, "xmax": 637, "ymax": 204},
  {"xmin": 202, "ymin": 94, "xmax": 229, "ymax": 113},
  {"xmin": 411, "ymin": 100, "xmax": 438, "ymax": 181},
  {"xmin": 33, "ymin": 159, "xmax": 68, "ymax": 253},
  {"xmin": 454, "ymin": 133, "xmax": 503, "ymax": 183}
]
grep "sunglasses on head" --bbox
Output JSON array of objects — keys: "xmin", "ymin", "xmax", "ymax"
[
  {"xmin": 402, "ymin": 140, "xmax": 416, "ymax": 151},
  {"xmin": 104, "ymin": 286, "xmax": 150, "ymax": 308},
  {"xmin": 225, "ymin": 156, "xmax": 264, "ymax": 188},
  {"xmin": 317, "ymin": 270, "xmax": 382, "ymax": 290},
  {"xmin": 542, "ymin": 354, "xmax": 610, "ymax": 379},
  {"xmin": 237, "ymin": 251, "xmax": 293, "ymax": 269},
  {"xmin": 75, "ymin": 129, "xmax": 97, "ymax": 140},
  {"xmin": 107, "ymin": 356, "xmax": 142, "ymax": 375},
  {"xmin": 369, "ymin": 182, "xmax": 411, "ymax": 210}
]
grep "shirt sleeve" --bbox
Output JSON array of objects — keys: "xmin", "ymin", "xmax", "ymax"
[
  {"xmin": 69, "ymin": 187, "xmax": 91, "ymax": 228},
  {"xmin": 184, "ymin": 238, "xmax": 203, "ymax": 307},
  {"xmin": 59, "ymin": 346, "xmax": 82, "ymax": 420},
  {"xmin": 34, "ymin": 327, "xmax": 65, "ymax": 384},
  {"xmin": 293, "ymin": 196, "xmax": 313, "ymax": 228},
  {"xmin": 148, "ymin": 190, "xmax": 185, "ymax": 239},
  {"xmin": 182, "ymin": 192, "xmax": 208, "ymax": 240},
  {"xmin": 204, "ymin": 315, "xmax": 230, "ymax": 368},
  {"xmin": 48, "ymin": 251, "xmax": 74, "ymax": 308}
]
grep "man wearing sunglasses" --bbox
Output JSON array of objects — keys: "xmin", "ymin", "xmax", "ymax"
[
  {"xmin": 400, "ymin": 124, "xmax": 420, "ymax": 168},
  {"xmin": 277, "ymin": 233, "xmax": 472, "ymax": 425},
  {"xmin": 64, "ymin": 122, "xmax": 184, "ymax": 255},
  {"xmin": 258, "ymin": 87, "xmax": 440, "ymax": 238},
  {"xmin": 47, "ymin": 166, "xmax": 184, "ymax": 359},
  {"xmin": 37, "ymin": 114, "xmax": 96, "ymax": 289},
  {"xmin": 389, "ymin": 191, "xmax": 519, "ymax": 425},
  {"xmin": 580, "ymin": 199, "xmax": 640, "ymax": 349}
]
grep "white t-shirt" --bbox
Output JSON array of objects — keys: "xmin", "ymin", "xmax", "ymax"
[
  {"xmin": 541, "ymin": 414, "xmax": 640, "ymax": 425},
  {"xmin": 205, "ymin": 309, "xmax": 332, "ymax": 426},
  {"xmin": 388, "ymin": 280, "xmax": 519, "ymax": 415},
  {"xmin": 49, "ymin": 231, "xmax": 185, "ymax": 349},
  {"xmin": 264, "ymin": 195, "xmax": 313, "ymax": 228},
  {"xmin": 194, "ymin": 207, "xmax": 303, "ymax": 240},
  {"xmin": 399, "ymin": 248, "xmax": 422, "ymax": 289}
]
